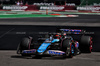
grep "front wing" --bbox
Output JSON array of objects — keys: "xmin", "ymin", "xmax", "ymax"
[{"xmin": 22, "ymin": 49, "xmax": 65, "ymax": 56}]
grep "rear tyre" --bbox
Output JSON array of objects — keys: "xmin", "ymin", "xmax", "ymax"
[
  {"xmin": 62, "ymin": 39, "xmax": 75, "ymax": 58},
  {"xmin": 80, "ymin": 36, "xmax": 93, "ymax": 53}
]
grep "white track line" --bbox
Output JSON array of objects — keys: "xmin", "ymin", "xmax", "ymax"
[{"xmin": 0, "ymin": 28, "xmax": 15, "ymax": 39}]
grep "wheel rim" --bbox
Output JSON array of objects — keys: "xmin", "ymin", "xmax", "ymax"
[{"xmin": 71, "ymin": 45, "xmax": 74, "ymax": 54}]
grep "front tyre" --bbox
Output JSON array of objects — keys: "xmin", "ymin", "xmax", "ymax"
[
  {"xmin": 20, "ymin": 38, "xmax": 30, "ymax": 50},
  {"xmin": 17, "ymin": 37, "xmax": 32, "ymax": 56},
  {"xmin": 62, "ymin": 39, "xmax": 75, "ymax": 58}
]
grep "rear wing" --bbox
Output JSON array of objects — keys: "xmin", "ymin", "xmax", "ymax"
[
  {"xmin": 60, "ymin": 29, "xmax": 82, "ymax": 32},
  {"xmin": 59, "ymin": 29, "xmax": 94, "ymax": 35}
]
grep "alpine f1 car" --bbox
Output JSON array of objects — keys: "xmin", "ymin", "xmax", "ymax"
[{"xmin": 17, "ymin": 29, "xmax": 93, "ymax": 58}]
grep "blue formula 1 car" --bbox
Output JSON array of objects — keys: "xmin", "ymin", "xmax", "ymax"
[{"xmin": 17, "ymin": 29, "xmax": 93, "ymax": 58}]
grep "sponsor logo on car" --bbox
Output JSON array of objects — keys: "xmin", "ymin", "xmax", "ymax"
[
  {"xmin": 48, "ymin": 50, "xmax": 65, "ymax": 55},
  {"xmin": 23, "ymin": 49, "xmax": 36, "ymax": 53}
]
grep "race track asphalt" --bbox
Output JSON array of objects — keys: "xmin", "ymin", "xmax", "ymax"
[
  {"xmin": 0, "ymin": 14, "xmax": 100, "ymax": 66},
  {"xmin": 0, "ymin": 51, "xmax": 100, "ymax": 66},
  {"xmin": 0, "ymin": 14, "xmax": 100, "ymax": 26}
]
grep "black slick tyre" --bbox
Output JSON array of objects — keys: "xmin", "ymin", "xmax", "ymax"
[
  {"xmin": 62, "ymin": 39, "xmax": 75, "ymax": 58},
  {"xmin": 80, "ymin": 36, "xmax": 93, "ymax": 53}
]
